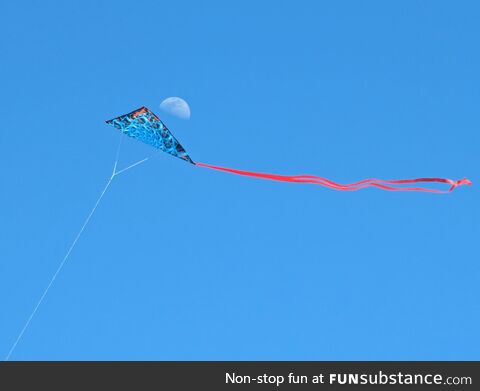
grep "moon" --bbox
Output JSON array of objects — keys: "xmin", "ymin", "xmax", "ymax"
[{"xmin": 159, "ymin": 97, "xmax": 191, "ymax": 120}]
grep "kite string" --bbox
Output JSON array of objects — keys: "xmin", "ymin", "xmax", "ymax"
[
  {"xmin": 5, "ymin": 135, "xmax": 149, "ymax": 361},
  {"xmin": 4, "ymin": 174, "xmax": 115, "ymax": 361}
]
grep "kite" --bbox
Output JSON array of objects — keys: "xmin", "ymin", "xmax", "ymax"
[
  {"xmin": 106, "ymin": 106, "xmax": 471, "ymax": 193},
  {"xmin": 106, "ymin": 106, "xmax": 193, "ymax": 164},
  {"xmin": 5, "ymin": 104, "xmax": 472, "ymax": 361}
]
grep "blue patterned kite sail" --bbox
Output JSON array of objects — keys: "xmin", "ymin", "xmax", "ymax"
[{"xmin": 106, "ymin": 107, "xmax": 193, "ymax": 164}]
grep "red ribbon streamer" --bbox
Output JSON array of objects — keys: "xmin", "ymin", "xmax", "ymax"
[{"xmin": 196, "ymin": 162, "xmax": 471, "ymax": 193}]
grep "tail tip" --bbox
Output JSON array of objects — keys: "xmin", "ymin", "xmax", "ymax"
[{"xmin": 457, "ymin": 178, "xmax": 472, "ymax": 187}]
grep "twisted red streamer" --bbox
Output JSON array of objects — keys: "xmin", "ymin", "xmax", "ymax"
[{"xmin": 195, "ymin": 162, "xmax": 471, "ymax": 193}]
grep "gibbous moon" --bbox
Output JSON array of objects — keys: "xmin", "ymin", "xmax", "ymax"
[{"xmin": 159, "ymin": 97, "xmax": 191, "ymax": 120}]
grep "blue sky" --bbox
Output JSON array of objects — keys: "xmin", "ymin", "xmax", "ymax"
[{"xmin": 0, "ymin": 0, "xmax": 478, "ymax": 360}]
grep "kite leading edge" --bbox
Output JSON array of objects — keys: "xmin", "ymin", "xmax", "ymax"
[{"xmin": 106, "ymin": 107, "xmax": 471, "ymax": 193}]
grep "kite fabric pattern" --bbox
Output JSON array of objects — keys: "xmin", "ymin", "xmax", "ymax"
[
  {"xmin": 106, "ymin": 107, "xmax": 471, "ymax": 193},
  {"xmin": 106, "ymin": 107, "xmax": 194, "ymax": 164}
]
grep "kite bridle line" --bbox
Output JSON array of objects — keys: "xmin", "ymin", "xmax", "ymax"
[{"xmin": 4, "ymin": 135, "xmax": 153, "ymax": 361}]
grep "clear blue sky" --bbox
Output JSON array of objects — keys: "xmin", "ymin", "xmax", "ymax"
[{"xmin": 1, "ymin": 1, "xmax": 478, "ymax": 360}]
